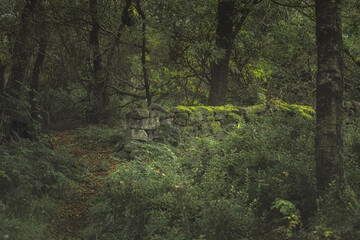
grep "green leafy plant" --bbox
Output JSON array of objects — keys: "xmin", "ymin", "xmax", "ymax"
[{"xmin": 271, "ymin": 198, "xmax": 302, "ymax": 238}]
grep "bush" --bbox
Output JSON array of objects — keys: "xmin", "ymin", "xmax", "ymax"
[
  {"xmin": 73, "ymin": 125, "xmax": 124, "ymax": 150},
  {"xmin": 0, "ymin": 135, "xmax": 86, "ymax": 238},
  {"xmin": 84, "ymin": 110, "xmax": 320, "ymax": 239}
]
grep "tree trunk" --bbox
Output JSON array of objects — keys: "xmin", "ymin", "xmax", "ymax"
[
  {"xmin": 136, "ymin": 0, "xmax": 152, "ymax": 107},
  {"xmin": 3, "ymin": 0, "xmax": 41, "ymax": 140},
  {"xmin": 208, "ymin": 0, "xmax": 258, "ymax": 106},
  {"xmin": 315, "ymin": 0, "xmax": 344, "ymax": 196},
  {"xmin": 30, "ymin": 38, "xmax": 47, "ymax": 121},
  {"xmin": 0, "ymin": 59, "xmax": 6, "ymax": 141},
  {"xmin": 208, "ymin": 0, "xmax": 235, "ymax": 106},
  {"xmin": 8, "ymin": 0, "xmax": 40, "ymax": 96},
  {"xmin": 89, "ymin": 0, "xmax": 108, "ymax": 123}
]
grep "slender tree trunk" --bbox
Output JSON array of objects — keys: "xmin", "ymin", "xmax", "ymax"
[
  {"xmin": 0, "ymin": 61, "xmax": 5, "ymax": 96},
  {"xmin": 0, "ymin": 59, "xmax": 6, "ymax": 140},
  {"xmin": 136, "ymin": 0, "xmax": 151, "ymax": 107},
  {"xmin": 208, "ymin": 0, "xmax": 235, "ymax": 106},
  {"xmin": 30, "ymin": 38, "xmax": 47, "ymax": 121},
  {"xmin": 315, "ymin": 0, "xmax": 344, "ymax": 196},
  {"xmin": 89, "ymin": 0, "xmax": 108, "ymax": 123},
  {"xmin": 141, "ymin": 22, "xmax": 151, "ymax": 107}
]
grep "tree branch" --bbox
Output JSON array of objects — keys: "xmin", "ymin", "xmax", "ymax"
[{"xmin": 344, "ymin": 48, "xmax": 360, "ymax": 68}]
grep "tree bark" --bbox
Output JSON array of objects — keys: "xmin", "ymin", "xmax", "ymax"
[
  {"xmin": 89, "ymin": 0, "xmax": 108, "ymax": 123},
  {"xmin": 29, "ymin": 37, "xmax": 47, "ymax": 121},
  {"xmin": 315, "ymin": 0, "xmax": 344, "ymax": 196},
  {"xmin": 0, "ymin": 59, "xmax": 6, "ymax": 140},
  {"xmin": 136, "ymin": 0, "xmax": 152, "ymax": 107},
  {"xmin": 208, "ymin": 0, "xmax": 235, "ymax": 106},
  {"xmin": 8, "ymin": 0, "xmax": 40, "ymax": 96},
  {"xmin": 208, "ymin": 0, "xmax": 259, "ymax": 106}
]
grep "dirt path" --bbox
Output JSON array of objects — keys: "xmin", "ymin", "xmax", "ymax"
[{"xmin": 49, "ymin": 130, "xmax": 117, "ymax": 240}]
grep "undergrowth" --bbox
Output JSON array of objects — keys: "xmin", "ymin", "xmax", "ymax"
[
  {"xmin": 73, "ymin": 125, "xmax": 124, "ymax": 150},
  {"xmin": 83, "ymin": 111, "xmax": 340, "ymax": 239},
  {"xmin": 0, "ymin": 135, "xmax": 86, "ymax": 239}
]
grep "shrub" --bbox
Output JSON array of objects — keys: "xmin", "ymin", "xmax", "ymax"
[
  {"xmin": 84, "ymin": 110, "xmax": 319, "ymax": 239},
  {"xmin": 0, "ymin": 135, "xmax": 86, "ymax": 238}
]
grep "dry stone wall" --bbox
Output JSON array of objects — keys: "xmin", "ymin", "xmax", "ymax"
[
  {"xmin": 123, "ymin": 101, "xmax": 360, "ymax": 144},
  {"xmin": 121, "ymin": 101, "xmax": 360, "ymax": 158},
  {"xmin": 123, "ymin": 103, "xmax": 297, "ymax": 143}
]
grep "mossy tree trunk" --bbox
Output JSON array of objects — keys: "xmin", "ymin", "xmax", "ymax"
[{"xmin": 315, "ymin": 0, "xmax": 344, "ymax": 196}]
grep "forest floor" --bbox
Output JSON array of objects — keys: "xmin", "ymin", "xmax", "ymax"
[{"xmin": 49, "ymin": 130, "xmax": 118, "ymax": 240}]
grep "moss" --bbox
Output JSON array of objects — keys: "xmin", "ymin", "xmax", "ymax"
[
  {"xmin": 212, "ymin": 105, "xmax": 240, "ymax": 113},
  {"xmin": 174, "ymin": 105, "xmax": 191, "ymax": 113},
  {"xmin": 228, "ymin": 113, "xmax": 243, "ymax": 122},
  {"xmin": 199, "ymin": 106, "xmax": 214, "ymax": 114},
  {"xmin": 176, "ymin": 112, "xmax": 189, "ymax": 120},
  {"xmin": 247, "ymin": 104, "xmax": 265, "ymax": 111},
  {"xmin": 273, "ymin": 100, "xmax": 315, "ymax": 119}
]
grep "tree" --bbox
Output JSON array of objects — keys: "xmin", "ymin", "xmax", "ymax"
[
  {"xmin": 7, "ymin": 0, "xmax": 41, "ymax": 96},
  {"xmin": 314, "ymin": 0, "xmax": 344, "ymax": 196},
  {"xmin": 1, "ymin": 0, "xmax": 42, "ymax": 140},
  {"xmin": 208, "ymin": 0, "xmax": 235, "ymax": 106},
  {"xmin": 135, "ymin": 0, "xmax": 152, "ymax": 107},
  {"xmin": 88, "ymin": 0, "xmax": 108, "ymax": 123},
  {"xmin": 208, "ymin": 0, "xmax": 260, "ymax": 106}
]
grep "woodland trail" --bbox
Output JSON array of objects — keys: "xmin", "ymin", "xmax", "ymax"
[{"xmin": 49, "ymin": 130, "xmax": 118, "ymax": 240}]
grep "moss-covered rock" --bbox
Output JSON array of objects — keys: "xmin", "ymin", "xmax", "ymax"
[
  {"xmin": 129, "ymin": 118, "xmax": 160, "ymax": 130},
  {"xmin": 126, "ymin": 129, "xmax": 148, "ymax": 142},
  {"xmin": 272, "ymin": 100, "xmax": 315, "ymax": 119},
  {"xmin": 126, "ymin": 109, "xmax": 149, "ymax": 119}
]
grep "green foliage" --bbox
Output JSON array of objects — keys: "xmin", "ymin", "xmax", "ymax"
[
  {"xmin": 344, "ymin": 121, "xmax": 360, "ymax": 196},
  {"xmin": 0, "ymin": 137, "xmax": 76, "ymax": 200},
  {"xmin": 271, "ymin": 198, "xmax": 302, "ymax": 239},
  {"xmin": 0, "ymin": 135, "xmax": 86, "ymax": 238},
  {"xmin": 84, "ymin": 110, "xmax": 319, "ymax": 239},
  {"xmin": 0, "ymin": 197, "xmax": 57, "ymax": 240},
  {"xmin": 73, "ymin": 125, "xmax": 124, "ymax": 150}
]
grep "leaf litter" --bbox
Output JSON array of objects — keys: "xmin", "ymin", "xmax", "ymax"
[{"xmin": 49, "ymin": 130, "xmax": 118, "ymax": 239}]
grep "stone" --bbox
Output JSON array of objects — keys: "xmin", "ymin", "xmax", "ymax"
[
  {"xmin": 189, "ymin": 111, "xmax": 204, "ymax": 123},
  {"xmin": 176, "ymin": 112, "xmax": 189, "ymax": 120},
  {"xmin": 149, "ymin": 103, "xmax": 168, "ymax": 113},
  {"xmin": 173, "ymin": 117, "xmax": 187, "ymax": 126},
  {"xmin": 148, "ymin": 132, "xmax": 161, "ymax": 141},
  {"xmin": 198, "ymin": 107, "xmax": 212, "ymax": 116},
  {"xmin": 160, "ymin": 118, "xmax": 173, "ymax": 126},
  {"xmin": 126, "ymin": 109, "xmax": 149, "ymax": 119},
  {"xmin": 131, "ymin": 118, "xmax": 160, "ymax": 130},
  {"xmin": 214, "ymin": 110, "xmax": 229, "ymax": 120},
  {"xmin": 150, "ymin": 110, "xmax": 168, "ymax": 120},
  {"xmin": 126, "ymin": 129, "xmax": 148, "ymax": 141}
]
